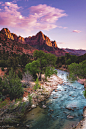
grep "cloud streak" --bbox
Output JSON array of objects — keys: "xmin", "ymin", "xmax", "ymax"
[
  {"xmin": 72, "ymin": 30, "xmax": 81, "ymax": 33},
  {"xmin": 0, "ymin": 2, "xmax": 67, "ymax": 32}
]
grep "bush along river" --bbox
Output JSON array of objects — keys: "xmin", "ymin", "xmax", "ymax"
[{"xmin": 9, "ymin": 70, "xmax": 86, "ymax": 129}]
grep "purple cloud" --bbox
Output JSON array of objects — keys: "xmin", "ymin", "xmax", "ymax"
[
  {"xmin": 72, "ymin": 30, "xmax": 81, "ymax": 33},
  {"xmin": 0, "ymin": 2, "xmax": 67, "ymax": 32}
]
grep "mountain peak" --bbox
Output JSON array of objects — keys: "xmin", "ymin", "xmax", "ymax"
[
  {"xmin": 1, "ymin": 28, "xmax": 25, "ymax": 43},
  {"xmin": 36, "ymin": 31, "xmax": 44, "ymax": 37},
  {"xmin": 0, "ymin": 28, "xmax": 66, "ymax": 56},
  {"xmin": 1, "ymin": 28, "xmax": 10, "ymax": 34},
  {"xmin": 38, "ymin": 31, "xmax": 43, "ymax": 34}
]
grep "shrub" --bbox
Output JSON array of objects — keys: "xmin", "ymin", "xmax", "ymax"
[
  {"xmin": 2, "ymin": 68, "xmax": 24, "ymax": 100},
  {"xmin": 33, "ymin": 78, "xmax": 41, "ymax": 91},
  {"xmin": 18, "ymin": 70, "xmax": 23, "ymax": 79}
]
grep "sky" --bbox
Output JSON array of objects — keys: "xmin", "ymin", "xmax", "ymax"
[{"xmin": 0, "ymin": 0, "xmax": 86, "ymax": 50}]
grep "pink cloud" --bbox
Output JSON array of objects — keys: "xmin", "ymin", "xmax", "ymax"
[
  {"xmin": 0, "ymin": 2, "xmax": 3, "ymax": 4},
  {"xmin": 57, "ymin": 26, "xmax": 67, "ymax": 29},
  {"xmin": 72, "ymin": 30, "xmax": 81, "ymax": 33},
  {"xmin": 0, "ymin": 2, "xmax": 67, "ymax": 33},
  {"xmin": 29, "ymin": 4, "xmax": 67, "ymax": 23}
]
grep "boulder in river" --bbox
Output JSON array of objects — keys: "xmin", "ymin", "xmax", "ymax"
[
  {"xmin": 53, "ymin": 96, "xmax": 58, "ymax": 99},
  {"xmin": 66, "ymin": 107, "xmax": 74, "ymax": 111},
  {"xmin": 67, "ymin": 115, "xmax": 74, "ymax": 119},
  {"xmin": 31, "ymin": 104, "xmax": 36, "ymax": 108},
  {"xmin": 42, "ymin": 105, "xmax": 46, "ymax": 108},
  {"xmin": 55, "ymin": 89, "xmax": 58, "ymax": 92}
]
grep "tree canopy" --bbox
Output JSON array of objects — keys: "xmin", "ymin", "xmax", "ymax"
[
  {"xmin": 68, "ymin": 60, "xmax": 86, "ymax": 80},
  {"xmin": 0, "ymin": 68, "xmax": 23, "ymax": 100},
  {"xmin": 25, "ymin": 50, "xmax": 57, "ymax": 80}
]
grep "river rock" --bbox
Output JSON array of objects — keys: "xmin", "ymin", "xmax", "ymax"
[
  {"xmin": 84, "ymin": 82, "xmax": 86, "ymax": 88},
  {"xmin": 50, "ymin": 109, "xmax": 54, "ymax": 112},
  {"xmin": 42, "ymin": 105, "xmax": 46, "ymax": 108},
  {"xmin": 83, "ymin": 106, "xmax": 86, "ymax": 110},
  {"xmin": 67, "ymin": 115, "xmax": 74, "ymax": 119},
  {"xmin": 66, "ymin": 107, "xmax": 74, "ymax": 111},
  {"xmin": 55, "ymin": 89, "xmax": 58, "ymax": 92},
  {"xmin": 31, "ymin": 104, "xmax": 36, "ymax": 108},
  {"xmin": 26, "ymin": 125, "xmax": 30, "ymax": 128},
  {"xmin": 53, "ymin": 97, "xmax": 58, "ymax": 99},
  {"xmin": 17, "ymin": 124, "xmax": 19, "ymax": 126}
]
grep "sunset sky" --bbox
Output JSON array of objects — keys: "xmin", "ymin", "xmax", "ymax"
[{"xmin": 0, "ymin": 0, "xmax": 86, "ymax": 50}]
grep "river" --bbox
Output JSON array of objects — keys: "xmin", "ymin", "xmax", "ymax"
[{"xmin": 11, "ymin": 70, "xmax": 86, "ymax": 129}]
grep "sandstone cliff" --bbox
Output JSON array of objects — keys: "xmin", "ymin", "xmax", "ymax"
[
  {"xmin": 25, "ymin": 31, "xmax": 66, "ymax": 56},
  {"xmin": 0, "ymin": 28, "xmax": 66, "ymax": 56},
  {"xmin": 1, "ymin": 28, "xmax": 25, "ymax": 43},
  {"xmin": 0, "ymin": 28, "xmax": 36, "ymax": 55}
]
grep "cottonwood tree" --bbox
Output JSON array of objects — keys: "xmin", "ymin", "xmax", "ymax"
[
  {"xmin": 68, "ymin": 60, "xmax": 86, "ymax": 80},
  {"xmin": 25, "ymin": 50, "xmax": 57, "ymax": 80}
]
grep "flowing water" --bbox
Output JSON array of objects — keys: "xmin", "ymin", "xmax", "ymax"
[{"xmin": 12, "ymin": 70, "xmax": 86, "ymax": 129}]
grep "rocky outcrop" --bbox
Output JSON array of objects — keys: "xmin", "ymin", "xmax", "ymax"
[
  {"xmin": 25, "ymin": 31, "xmax": 58, "ymax": 48},
  {"xmin": 25, "ymin": 31, "xmax": 66, "ymax": 56},
  {"xmin": 77, "ymin": 78, "xmax": 86, "ymax": 89},
  {"xmin": 1, "ymin": 28, "xmax": 25, "ymax": 43},
  {"xmin": 1, "ymin": 28, "xmax": 14, "ymax": 40},
  {"xmin": 0, "ymin": 28, "xmax": 36, "ymax": 55},
  {"xmin": 84, "ymin": 82, "xmax": 86, "ymax": 88},
  {"xmin": 0, "ymin": 28, "xmax": 66, "ymax": 56}
]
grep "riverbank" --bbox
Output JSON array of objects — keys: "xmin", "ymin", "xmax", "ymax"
[
  {"xmin": 23, "ymin": 74, "xmax": 63, "ymax": 109},
  {"xmin": 73, "ymin": 107, "xmax": 86, "ymax": 129},
  {"xmin": 0, "ymin": 74, "xmax": 63, "ymax": 127},
  {"xmin": 72, "ymin": 78, "xmax": 86, "ymax": 129}
]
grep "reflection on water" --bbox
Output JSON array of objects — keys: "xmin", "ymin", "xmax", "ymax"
[{"xmin": 10, "ymin": 70, "xmax": 86, "ymax": 129}]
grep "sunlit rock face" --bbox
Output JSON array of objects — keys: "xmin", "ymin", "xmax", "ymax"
[
  {"xmin": 1, "ymin": 28, "xmax": 25, "ymax": 43},
  {"xmin": 0, "ymin": 28, "xmax": 36, "ymax": 55},
  {"xmin": 1, "ymin": 28, "xmax": 14, "ymax": 40},
  {"xmin": 25, "ymin": 31, "xmax": 66, "ymax": 56},
  {"xmin": 0, "ymin": 28, "xmax": 66, "ymax": 56},
  {"xmin": 25, "ymin": 31, "xmax": 58, "ymax": 48}
]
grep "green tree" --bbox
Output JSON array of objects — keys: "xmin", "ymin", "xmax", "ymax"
[
  {"xmin": 25, "ymin": 60, "xmax": 40, "ymax": 79},
  {"xmin": 66, "ymin": 58, "xmax": 72, "ymax": 65},
  {"xmin": 33, "ymin": 78, "xmax": 41, "ymax": 91},
  {"xmin": 0, "ymin": 60, "xmax": 7, "ymax": 67},
  {"xmin": 7, "ymin": 56, "xmax": 19, "ymax": 70},
  {"xmin": 20, "ymin": 53, "xmax": 31, "ymax": 68},
  {"xmin": 25, "ymin": 50, "xmax": 57, "ymax": 80},
  {"xmin": 1, "ymin": 68, "xmax": 23, "ymax": 100},
  {"xmin": 45, "ymin": 67, "xmax": 57, "ymax": 80},
  {"xmin": 68, "ymin": 60, "xmax": 86, "ymax": 80}
]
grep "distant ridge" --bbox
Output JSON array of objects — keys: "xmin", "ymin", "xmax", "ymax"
[{"xmin": 64, "ymin": 48, "xmax": 86, "ymax": 56}]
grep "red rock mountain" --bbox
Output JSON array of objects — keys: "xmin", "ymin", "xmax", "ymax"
[
  {"xmin": 1, "ymin": 28, "xmax": 25, "ymax": 43},
  {"xmin": 0, "ymin": 28, "xmax": 66, "ymax": 56},
  {"xmin": 0, "ymin": 28, "xmax": 36, "ymax": 55}
]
